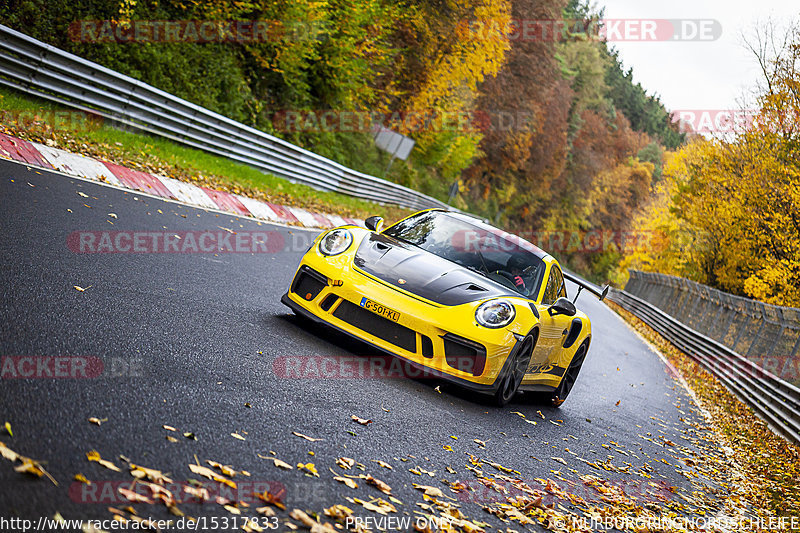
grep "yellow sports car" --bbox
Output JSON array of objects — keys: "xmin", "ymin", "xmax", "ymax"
[{"xmin": 281, "ymin": 209, "xmax": 607, "ymax": 406}]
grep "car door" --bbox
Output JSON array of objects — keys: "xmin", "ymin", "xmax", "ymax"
[{"xmin": 526, "ymin": 263, "xmax": 572, "ymax": 375}]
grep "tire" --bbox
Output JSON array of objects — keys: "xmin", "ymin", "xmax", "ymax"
[
  {"xmin": 547, "ymin": 338, "xmax": 590, "ymax": 407},
  {"xmin": 492, "ymin": 331, "xmax": 537, "ymax": 407}
]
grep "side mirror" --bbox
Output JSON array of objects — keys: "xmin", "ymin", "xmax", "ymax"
[
  {"xmin": 365, "ymin": 216, "xmax": 384, "ymax": 232},
  {"xmin": 548, "ymin": 297, "xmax": 576, "ymax": 317}
]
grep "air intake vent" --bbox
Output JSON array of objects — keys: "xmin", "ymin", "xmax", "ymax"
[
  {"xmin": 442, "ymin": 333, "xmax": 486, "ymax": 376},
  {"xmin": 291, "ymin": 266, "xmax": 326, "ymax": 301}
]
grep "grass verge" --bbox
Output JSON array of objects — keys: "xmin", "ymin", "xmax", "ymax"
[
  {"xmin": 607, "ymin": 300, "xmax": 800, "ymax": 530},
  {"xmin": 0, "ymin": 87, "xmax": 414, "ymax": 223}
]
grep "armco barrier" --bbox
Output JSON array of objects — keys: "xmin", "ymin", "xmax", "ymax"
[
  {"xmin": 0, "ymin": 24, "xmax": 450, "ymax": 212},
  {"xmin": 608, "ymin": 287, "xmax": 800, "ymax": 446}
]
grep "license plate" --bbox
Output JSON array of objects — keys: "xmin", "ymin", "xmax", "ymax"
[{"xmin": 360, "ymin": 297, "xmax": 400, "ymax": 322}]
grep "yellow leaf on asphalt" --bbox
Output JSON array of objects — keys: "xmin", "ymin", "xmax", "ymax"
[
  {"xmin": 87, "ymin": 450, "xmax": 121, "ymax": 472},
  {"xmin": 118, "ymin": 487, "xmax": 153, "ymax": 504},
  {"xmin": 258, "ymin": 454, "xmax": 293, "ymax": 470},
  {"xmin": 4, "ymin": 422, "xmax": 11, "ymax": 436},
  {"xmin": 372, "ymin": 460, "xmax": 393, "ymax": 470},
  {"xmin": 324, "ymin": 504, "xmax": 353, "ymax": 520},
  {"xmin": 130, "ymin": 464, "xmax": 173, "ymax": 484},
  {"xmin": 188, "ymin": 463, "xmax": 236, "ymax": 489},
  {"xmin": 0, "ymin": 441, "xmax": 18, "ymax": 461},
  {"xmin": 413, "ymin": 484, "xmax": 444, "ymax": 498},
  {"xmin": 334, "ymin": 476, "xmax": 358, "ymax": 489},
  {"xmin": 74, "ymin": 473, "xmax": 91, "ymax": 484},
  {"xmin": 336, "ymin": 457, "xmax": 355, "ymax": 469},
  {"xmin": 88, "ymin": 417, "xmax": 107, "ymax": 426},
  {"xmin": 166, "ymin": 436, "xmax": 178, "ymax": 443},
  {"xmin": 231, "ymin": 433, "xmax": 246, "ymax": 441},
  {"xmin": 163, "ymin": 425, "xmax": 177, "ymax": 432},
  {"xmin": 292, "ymin": 432, "xmax": 323, "ymax": 442},
  {"xmin": 74, "ymin": 286, "xmax": 86, "ymax": 292},
  {"xmin": 207, "ymin": 460, "xmax": 236, "ymax": 477},
  {"xmin": 297, "ymin": 462, "xmax": 319, "ymax": 477},
  {"xmin": 256, "ymin": 506, "xmax": 276, "ymax": 517},
  {"xmin": 255, "ymin": 491, "xmax": 286, "ymax": 510},
  {"xmin": 223, "ymin": 504, "xmax": 241, "ymax": 515},
  {"xmin": 365, "ymin": 475, "xmax": 392, "ymax": 495}
]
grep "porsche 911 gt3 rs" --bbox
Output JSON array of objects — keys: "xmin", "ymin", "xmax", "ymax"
[{"xmin": 281, "ymin": 209, "xmax": 607, "ymax": 406}]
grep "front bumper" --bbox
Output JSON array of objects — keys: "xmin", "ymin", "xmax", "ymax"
[{"xmin": 282, "ymin": 254, "xmax": 530, "ymax": 391}]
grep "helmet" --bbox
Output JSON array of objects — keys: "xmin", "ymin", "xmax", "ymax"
[{"xmin": 507, "ymin": 254, "xmax": 528, "ymax": 272}]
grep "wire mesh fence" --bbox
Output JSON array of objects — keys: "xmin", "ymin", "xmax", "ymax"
[{"xmin": 625, "ymin": 270, "xmax": 800, "ymax": 386}]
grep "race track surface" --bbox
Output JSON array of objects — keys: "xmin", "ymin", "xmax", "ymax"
[{"xmin": 0, "ymin": 158, "xmax": 727, "ymax": 530}]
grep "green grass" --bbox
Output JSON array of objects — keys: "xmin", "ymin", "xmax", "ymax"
[{"xmin": 0, "ymin": 87, "xmax": 414, "ymax": 222}]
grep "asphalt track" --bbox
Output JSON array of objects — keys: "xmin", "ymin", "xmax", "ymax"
[{"xmin": 0, "ymin": 157, "xmax": 728, "ymax": 531}]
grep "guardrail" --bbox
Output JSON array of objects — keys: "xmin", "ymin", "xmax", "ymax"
[
  {"xmin": 0, "ymin": 24, "xmax": 450, "ymax": 212},
  {"xmin": 607, "ymin": 287, "xmax": 800, "ymax": 446},
  {"xmin": 625, "ymin": 270, "xmax": 800, "ymax": 372}
]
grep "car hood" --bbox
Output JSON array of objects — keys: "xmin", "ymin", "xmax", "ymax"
[{"xmin": 353, "ymin": 232, "xmax": 517, "ymax": 306}]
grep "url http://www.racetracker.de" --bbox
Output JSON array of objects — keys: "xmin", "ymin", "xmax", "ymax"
[{"xmin": 0, "ymin": 515, "xmax": 280, "ymax": 531}]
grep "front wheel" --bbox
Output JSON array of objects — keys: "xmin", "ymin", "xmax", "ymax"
[{"xmin": 492, "ymin": 331, "xmax": 537, "ymax": 406}]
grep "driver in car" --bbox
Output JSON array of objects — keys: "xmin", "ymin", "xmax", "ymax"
[{"xmin": 506, "ymin": 255, "xmax": 530, "ymax": 293}]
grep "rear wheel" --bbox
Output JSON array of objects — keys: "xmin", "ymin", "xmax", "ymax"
[
  {"xmin": 492, "ymin": 331, "xmax": 537, "ymax": 407},
  {"xmin": 545, "ymin": 338, "xmax": 589, "ymax": 407}
]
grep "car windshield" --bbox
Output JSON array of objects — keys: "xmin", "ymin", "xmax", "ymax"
[{"xmin": 383, "ymin": 211, "xmax": 547, "ymax": 298}]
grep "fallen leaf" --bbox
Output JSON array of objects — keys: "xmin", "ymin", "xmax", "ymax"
[
  {"xmin": 184, "ymin": 485, "xmax": 210, "ymax": 502},
  {"xmin": 87, "ymin": 450, "xmax": 121, "ymax": 472},
  {"xmin": 434, "ymin": 386, "xmax": 441, "ymax": 393},
  {"xmin": 74, "ymin": 473, "xmax": 91, "ymax": 484},
  {"xmin": 258, "ymin": 455, "xmax": 293, "ymax": 470},
  {"xmin": 256, "ymin": 506, "xmax": 276, "ymax": 517},
  {"xmin": 130, "ymin": 464, "xmax": 173, "ymax": 484},
  {"xmin": 163, "ymin": 425, "xmax": 177, "ymax": 432},
  {"xmin": 4, "ymin": 422, "xmax": 11, "ymax": 436},
  {"xmin": 351, "ymin": 415, "xmax": 372, "ymax": 426},
  {"xmin": 413, "ymin": 484, "xmax": 444, "ymax": 498},
  {"xmin": 231, "ymin": 433, "xmax": 246, "ymax": 441},
  {"xmin": 292, "ymin": 432, "xmax": 322, "ymax": 442},
  {"xmin": 372, "ymin": 460, "xmax": 393, "ymax": 470},
  {"xmin": 88, "ymin": 417, "xmax": 107, "ymax": 426},
  {"xmin": 188, "ymin": 463, "xmax": 236, "ymax": 489},
  {"xmin": 183, "ymin": 432, "xmax": 196, "ymax": 440},
  {"xmin": 334, "ymin": 476, "xmax": 358, "ymax": 489},
  {"xmin": 365, "ymin": 475, "xmax": 392, "ymax": 495},
  {"xmin": 166, "ymin": 436, "xmax": 178, "ymax": 443},
  {"xmin": 207, "ymin": 460, "xmax": 236, "ymax": 477},
  {"xmin": 336, "ymin": 457, "xmax": 355, "ymax": 469},
  {"xmin": 78, "ymin": 192, "xmax": 89, "ymax": 197},
  {"xmin": 297, "ymin": 462, "xmax": 319, "ymax": 477},
  {"xmin": 74, "ymin": 286, "xmax": 86, "ymax": 292},
  {"xmin": 118, "ymin": 487, "xmax": 153, "ymax": 504},
  {"xmin": 255, "ymin": 491, "xmax": 286, "ymax": 510}
]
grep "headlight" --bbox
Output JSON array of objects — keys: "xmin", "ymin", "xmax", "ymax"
[
  {"xmin": 318, "ymin": 229, "xmax": 353, "ymax": 256},
  {"xmin": 475, "ymin": 300, "xmax": 516, "ymax": 328}
]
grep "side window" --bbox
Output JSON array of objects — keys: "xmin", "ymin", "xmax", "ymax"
[
  {"xmin": 542, "ymin": 265, "xmax": 566, "ymax": 305},
  {"xmin": 553, "ymin": 266, "xmax": 567, "ymax": 299},
  {"xmin": 542, "ymin": 268, "xmax": 559, "ymax": 305}
]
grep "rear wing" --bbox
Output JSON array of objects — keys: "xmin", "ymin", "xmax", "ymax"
[{"xmin": 563, "ymin": 271, "xmax": 609, "ymax": 302}]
